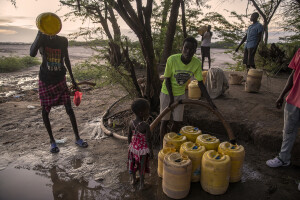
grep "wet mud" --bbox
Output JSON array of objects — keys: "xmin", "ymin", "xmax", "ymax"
[{"xmin": 0, "ymin": 45, "xmax": 300, "ymax": 200}]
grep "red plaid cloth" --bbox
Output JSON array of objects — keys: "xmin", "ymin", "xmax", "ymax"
[{"xmin": 39, "ymin": 77, "xmax": 70, "ymax": 112}]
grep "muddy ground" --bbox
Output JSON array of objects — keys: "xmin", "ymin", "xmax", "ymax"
[{"xmin": 0, "ymin": 45, "xmax": 300, "ymax": 200}]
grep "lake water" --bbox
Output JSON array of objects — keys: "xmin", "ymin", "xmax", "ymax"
[{"xmin": 0, "ymin": 44, "xmax": 235, "ymax": 69}]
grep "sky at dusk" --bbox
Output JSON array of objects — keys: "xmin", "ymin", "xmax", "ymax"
[{"xmin": 0, "ymin": 0, "xmax": 284, "ymax": 43}]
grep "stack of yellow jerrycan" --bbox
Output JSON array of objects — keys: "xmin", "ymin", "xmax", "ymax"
[
  {"xmin": 201, "ymin": 150, "xmax": 231, "ymax": 195},
  {"xmin": 179, "ymin": 142, "xmax": 206, "ymax": 182},
  {"xmin": 188, "ymin": 80, "xmax": 201, "ymax": 99},
  {"xmin": 157, "ymin": 147, "xmax": 176, "ymax": 178},
  {"xmin": 196, "ymin": 134, "xmax": 220, "ymax": 151},
  {"xmin": 163, "ymin": 152, "xmax": 192, "ymax": 199},
  {"xmin": 218, "ymin": 142, "xmax": 245, "ymax": 182},
  {"xmin": 179, "ymin": 126, "xmax": 202, "ymax": 142},
  {"xmin": 163, "ymin": 132, "xmax": 187, "ymax": 151}
]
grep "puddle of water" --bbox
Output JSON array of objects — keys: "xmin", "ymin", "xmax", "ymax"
[
  {"xmin": 0, "ymin": 167, "xmax": 53, "ymax": 200},
  {"xmin": 0, "ymin": 166, "xmax": 103, "ymax": 200},
  {"xmin": 70, "ymin": 158, "xmax": 83, "ymax": 169}
]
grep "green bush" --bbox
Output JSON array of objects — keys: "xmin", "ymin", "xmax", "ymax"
[{"xmin": 0, "ymin": 56, "xmax": 40, "ymax": 73}]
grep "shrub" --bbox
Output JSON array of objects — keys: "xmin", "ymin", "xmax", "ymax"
[{"xmin": 0, "ymin": 56, "xmax": 40, "ymax": 73}]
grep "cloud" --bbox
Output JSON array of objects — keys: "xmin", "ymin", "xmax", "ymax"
[
  {"xmin": 0, "ymin": 25, "xmax": 37, "ymax": 43},
  {"xmin": 0, "ymin": 16, "xmax": 33, "ymax": 25},
  {"xmin": 0, "ymin": 18, "xmax": 13, "ymax": 24},
  {"xmin": 0, "ymin": 29, "xmax": 17, "ymax": 34}
]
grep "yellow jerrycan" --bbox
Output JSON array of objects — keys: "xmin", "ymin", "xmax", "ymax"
[
  {"xmin": 36, "ymin": 12, "xmax": 62, "ymax": 36},
  {"xmin": 201, "ymin": 150, "xmax": 231, "ymax": 195},
  {"xmin": 179, "ymin": 142, "xmax": 206, "ymax": 182},
  {"xmin": 180, "ymin": 126, "xmax": 202, "ymax": 142},
  {"xmin": 188, "ymin": 80, "xmax": 201, "ymax": 99},
  {"xmin": 163, "ymin": 132, "xmax": 187, "ymax": 151},
  {"xmin": 158, "ymin": 147, "xmax": 176, "ymax": 178},
  {"xmin": 196, "ymin": 134, "xmax": 220, "ymax": 151},
  {"xmin": 163, "ymin": 152, "xmax": 192, "ymax": 199},
  {"xmin": 218, "ymin": 142, "xmax": 245, "ymax": 182}
]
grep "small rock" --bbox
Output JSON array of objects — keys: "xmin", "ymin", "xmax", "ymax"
[{"xmin": 27, "ymin": 105, "xmax": 36, "ymax": 109}]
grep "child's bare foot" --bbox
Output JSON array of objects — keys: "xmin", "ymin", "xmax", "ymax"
[
  {"xmin": 139, "ymin": 182, "xmax": 145, "ymax": 190},
  {"xmin": 130, "ymin": 174, "xmax": 138, "ymax": 185}
]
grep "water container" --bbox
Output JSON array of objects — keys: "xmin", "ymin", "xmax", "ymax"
[
  {"xmin": 163, "ymin": 132, "xmax": 187, "ymax": 151},
  {"xmin": 245, "ymin": 69, "xmax": 263, "ymax": 93},
  {"xmin": 163, "ymin": 152, "xmax": 192, "ymax": 199},
  {"xmin": 201, "ymin": 150, "xmax": 231, "ymax": 195},
  {"xmin": 179, "ymin": 142, "xmax": 206, "ymax": 182},
  {"xmin": 218, "ymin": 142, "xmax": 245, "ymax": 182},
  {"xmin": 36, "ymin": 12, "xmax": 62, "ymax": 36},
  {"xmin": 196, "ymin": 134, "xmax": 220, "ymax": 151},
  {"xmin": 179, "ymin": 126, "xmax": 202, "ymax": 142},
  {"xmin": 198, "ymin": 26, "xmax": 208, "ymax": 35},
  {"xmin": 229, "ymin": 73, "xmax": 243, "ymax": 85},
  {"xmin": 158, "ymin": 148, "xmax": 176, "ymax": 178},
  {"xmin": 188, "ymin": 80, "xmax": 201, "ymax": 99},
  {"xmin": 185, "ymin": 79, "xmax": 191, "ymax": 90}
]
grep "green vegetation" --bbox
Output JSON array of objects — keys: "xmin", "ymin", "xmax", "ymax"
[
  {"xmin": 0, "ymin": 56, "xmax": 41, "ymax": 73},
  {"xmin": 68, "ymin": 39, "xmax": 108, "ymax": 47}
]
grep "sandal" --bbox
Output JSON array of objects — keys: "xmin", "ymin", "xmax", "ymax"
[
  {"xmin": 50, "ymin": 142, "xmax": 60, "ymax": 153},
  {"xmin": 75, "ymin": 139, "xmax": 88, "ymax": 148}
]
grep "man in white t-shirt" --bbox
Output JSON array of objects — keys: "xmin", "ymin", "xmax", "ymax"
[{"xmin": 201, "ymin": 25, "xmax": 213, "ymax": 70}]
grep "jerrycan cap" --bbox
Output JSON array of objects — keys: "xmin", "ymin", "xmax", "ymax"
[
  {"xmin": 194, "ymin": 127, "xmax": 199, "ymax": 131},
  {"xmin": 192, "ymin": 145, "xmax": 198, "ymax": 149},
  {"xmin": 177, "ymin": 133, "xmax": 182, "ymax": 136}
]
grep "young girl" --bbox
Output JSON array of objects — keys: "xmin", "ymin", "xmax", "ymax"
[{"xmin": 128, "ymin": 98, "xmax": 154, "ymax": 190}]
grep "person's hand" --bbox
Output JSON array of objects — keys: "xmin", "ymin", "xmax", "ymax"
[
  {"xmin": 72, "ymin": 81, "xmax": 80, "ymax": 91},
  {"xmin": 276, "ymin": 97, "xmax": 284, "ymax": 109},
  {"xmin": 230, "ymin": 139, "xmax": 237, "ymax": 145}
]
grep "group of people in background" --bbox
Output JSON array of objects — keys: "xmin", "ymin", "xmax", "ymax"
[{"xmin": 30, "ymin": 11, "xmax": 299, "ymax": 191}]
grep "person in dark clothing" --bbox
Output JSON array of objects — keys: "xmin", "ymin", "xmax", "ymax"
[
  {"xmin": 235, "ymin": 12, "xmax": 263, "ymax": 70},
  {"xmin": 30, "ymin": 30, "xmax": 88, "ymax": 153}
]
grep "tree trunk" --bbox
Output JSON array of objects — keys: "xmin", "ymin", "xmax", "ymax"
[
  {"xmin": 181, "ymin": 0, "xmax": 187, "ymax": 38},
  {"xmin": 263, "ymin": 22, "xmax": 268, "ymax": 45},
  {"xmin": 159, "ymin": 0, "xmax": 182, "ymax": 67}
]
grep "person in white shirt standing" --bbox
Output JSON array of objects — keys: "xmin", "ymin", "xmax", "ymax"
[{"xmin": 201, "ymin": 25, "xmax": 213, "ymax": 70}]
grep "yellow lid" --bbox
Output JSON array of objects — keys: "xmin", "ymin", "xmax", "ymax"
[{"xmin": 36, "ymin": 12, "xmax": 62, "ymax": 36}]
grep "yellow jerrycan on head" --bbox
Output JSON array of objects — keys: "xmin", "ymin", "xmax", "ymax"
[
  {"xmin": 180, "ymin": 126, "xmax": 202, "ymax": 142},
  {"xmin": 36, "ymin": 12, "xmax": 62, "ymax": 36},
  {"xmin": 163, "ymin": 152, "xmax": 192, "ymax": 199},
  {"xmin": 201, "ymin": 150, "xmax": 231, "ymax": 195},
  {"xmin": 158, "ymin": 147, "xmax": 176, "ymax": 178},
  {"xmin": 163, "ymin": 132, "xmax": 187, "ymax": 151},
  {"xmin": 196, "ymin": 134, "xmax": 220, "ymax": 151},
  {"xmin": 218, "ymin": 142, "xmax": 245, "ymax": 182},
  {"xmin": 179, "ymin": 142, "xmax": 206, "ymax": 182}
]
